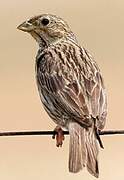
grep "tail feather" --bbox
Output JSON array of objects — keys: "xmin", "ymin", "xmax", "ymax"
[
  {"xmin": 69, "ymin": 123, "xmax": 82, "ymax": 172},
  {"xmin": 85, "ymin": 126, "xmax": 99, "ymax": 177},
  {"xmin": 68, "ymin": 122, "xmax": 99, "ymax": 178}
]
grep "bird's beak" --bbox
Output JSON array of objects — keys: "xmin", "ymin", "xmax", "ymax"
[{"xmin": 17, "ymin": 21, "xmax": 35, "ymax": 32}]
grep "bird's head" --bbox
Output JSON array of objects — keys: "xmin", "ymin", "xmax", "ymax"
[{"xmin": 17, "ymin": 14, "xmax": 74, "ymax": 47}]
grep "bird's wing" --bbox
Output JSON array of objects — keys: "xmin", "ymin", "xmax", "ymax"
[{"xmin": 36, "ymin": 43, "xmax": 107, "ymax": 129}]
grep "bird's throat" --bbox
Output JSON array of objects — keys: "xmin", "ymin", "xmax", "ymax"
[{"xmin": 30, "ymin": 31, "xmax": 48, "ymax": 49}]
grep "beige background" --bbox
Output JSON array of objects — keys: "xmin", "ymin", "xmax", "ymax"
[{"xmin": 0, "ymin": 0, "xmax": 124, "ymax": 179}]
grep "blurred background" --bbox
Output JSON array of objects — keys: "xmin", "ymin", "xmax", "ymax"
[{"xmin": 0, "ymin": 0, "xmax": 124, "ymax": 179}]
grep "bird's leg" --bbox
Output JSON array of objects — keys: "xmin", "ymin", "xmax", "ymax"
[{"xmin": 52, "ymin": 126, "xmax": 65, "ymax": 147}]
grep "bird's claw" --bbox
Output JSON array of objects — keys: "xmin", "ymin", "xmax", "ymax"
[{"xmin": 52, "ymin": 126, "xmax": 65, "ymax": 147}]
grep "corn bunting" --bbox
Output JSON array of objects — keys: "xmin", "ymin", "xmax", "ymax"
[{"xmin": 18, "ymin": 14, "xmax": 107, "ymax": 178}]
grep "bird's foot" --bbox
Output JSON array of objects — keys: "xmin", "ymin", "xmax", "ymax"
[{"xmin": 52, "ymin": 126, "xmax": 65, "ymax": 147}]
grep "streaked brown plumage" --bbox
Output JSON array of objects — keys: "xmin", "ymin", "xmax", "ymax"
[{"xmin": 18, "ymin": 14, "xmax": 107, "ymax": 178}]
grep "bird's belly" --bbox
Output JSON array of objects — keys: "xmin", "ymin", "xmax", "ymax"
[{"xmin": 38, "ymin": 87, "xmax": 69, "ymax": 127}]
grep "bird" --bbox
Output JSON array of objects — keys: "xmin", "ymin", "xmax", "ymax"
[{"xmin": 17, "ymin": 14, "xmax": 107, "ymax": 178}]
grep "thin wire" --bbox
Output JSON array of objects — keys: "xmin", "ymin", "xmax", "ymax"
[{"xmin": 0, "ymin": 130, "xmax": 123, "ymax": 137}]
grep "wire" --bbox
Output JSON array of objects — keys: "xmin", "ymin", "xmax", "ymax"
[{"xmin": 0, "ymin": 130, "xmax": 123, "ymax": 137}]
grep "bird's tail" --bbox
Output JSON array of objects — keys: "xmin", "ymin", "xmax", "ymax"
[{"xmin": 68, "ymin": 122, "xmax": 99, "ymax": 178}]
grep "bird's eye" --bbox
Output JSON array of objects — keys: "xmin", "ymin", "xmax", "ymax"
[{"xmin": 41, "ymin": 18, "xmax": 50, "ymax": 26}]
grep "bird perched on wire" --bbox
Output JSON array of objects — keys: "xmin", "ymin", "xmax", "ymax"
[{"xmin": 18, "ymin": 14, "xmax": 107, "ymax": 178}]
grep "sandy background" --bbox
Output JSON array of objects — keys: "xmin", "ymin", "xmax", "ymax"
[{"xmin": 0, "ymin": 0, "xmax": 124, "ymax": 179}]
